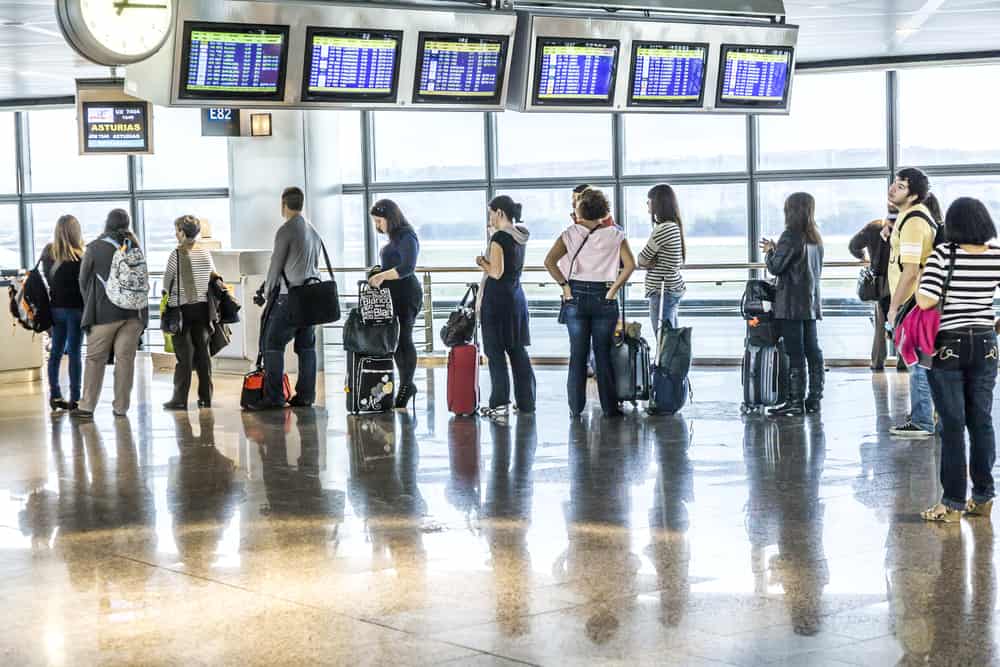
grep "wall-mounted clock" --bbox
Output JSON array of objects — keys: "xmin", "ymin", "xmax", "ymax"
[{"xmin": 57, "ymin": 0, "xmax": 177, "ymax": 67}]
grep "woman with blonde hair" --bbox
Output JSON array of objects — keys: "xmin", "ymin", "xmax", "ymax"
[
  {"xmin": 162, "ymin": 215, "xmax": 217, "ymax": 411},
  {"xmin": 41, "ymin": 214, "xmax": 85, "ymax": 411}
]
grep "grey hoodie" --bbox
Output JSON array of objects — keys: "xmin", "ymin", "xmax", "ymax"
[{"xmin": 508, "ymin": 223, "xmax": 530, "ymax": 245}]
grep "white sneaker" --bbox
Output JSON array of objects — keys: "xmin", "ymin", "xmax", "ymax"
[{"xmin": 889, "ymin": 421, "xmax": 932, "ymax": 438}]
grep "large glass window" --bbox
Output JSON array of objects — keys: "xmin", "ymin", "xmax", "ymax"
[
  {"xmin": 371, "ymin": 189, "xmax": 487, "ymax": 267},
  {"xmin": 335, "ymin": 111, "xmax": 363, "ymax": 185},
  {"xmin": 0, "ymin": 204, "xmax": 19, "ymax": 268},
  {"xmin": 0, "ymin": 113, "xmax": 17, "ymax": 194},
  {"xmin": 758, "ymin": 71, "xmax": 887, "ymax": 170},
  {"xmin": 141, "ymin": 197, "xmax": 231, "ymax": 270},
  {"xmin": 30, "ymin": 200, "xmax": 132, "ymax": 260},
  {"xmin": 622, "ymin": 114, "xmax": 747, "ymax": 175},
  {"xmin": 373, "ymin": 112, "xmax": 484, "ymax": 183},
  {"xmin": 495, "ymin": 113, "xmax": 613, "ymax": 179},
  {"xmin": 27, "ymin": 109, "xmax": 129, "ymax": 193},
  {"xmin": 899, "ymin": 64, "xmax": 1000, "ymax": 166},
  {"xmin": 139, "ymin": 107, "xmax": 229, "ymax": 190},
  {"xmin": 335, "ymin": 193, "xmax": 366, "ymax": 267},
  {"xmin": 929, "ymin": 176, "xmax": 1000, "ymax": 226}
]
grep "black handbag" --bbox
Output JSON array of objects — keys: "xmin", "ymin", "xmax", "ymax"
[
  {"xmin": 161, "ymin": 254, "xmax": 183, "ymax": 336},
  {"xmin": 283, "ymin": 240, "xmax": 341, "ymax": 327},
  {"xmin": 740, "ymin": 279, "xmax": 776, "ymax": 319},
  {"xmin": 558, "ymin": 226, "xmax": 599, "ymax": 325},
  {"xmin": 211, "ymin": 276, "xmax": 241, "ymax": 324},
  {"xmin": 440, "ymin": 285, "xmax": 477, "ymax": 348},
  {"xmin": 856, "ymin": 267, "xmax": 886, "ymax": 302},
  {"xmin": 343, "ymin": 307, "xmax": 399, "ymax": 356}
]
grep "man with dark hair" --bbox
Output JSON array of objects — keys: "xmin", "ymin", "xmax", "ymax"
[
  {"xmin": 886, "ymin": 167, "xmax": 937, "ymax": 438},
  {"xmin": 246, "ymin": 186, "xmax": 323, "ymax": 411}
]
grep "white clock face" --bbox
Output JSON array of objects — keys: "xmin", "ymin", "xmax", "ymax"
[{"xmin": 79, "ymin": 0, "xmax": 174, "ymax": 58}]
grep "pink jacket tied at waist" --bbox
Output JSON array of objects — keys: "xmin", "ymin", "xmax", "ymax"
[{"xmin": 894, "ymin": 306, "xmax": 940, "ymax": 369}]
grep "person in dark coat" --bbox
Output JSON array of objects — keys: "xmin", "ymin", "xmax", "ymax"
[
  {"xmin": 760, "ymin": 192, "xmax": 825, "ymax": 417},
  {"xmin": 849, "ymin": 206, "xmax": 896, "ymax": 370},
  {"xmin": 476, "ymin": 195, "xmax": 536, "ymax": 419}
]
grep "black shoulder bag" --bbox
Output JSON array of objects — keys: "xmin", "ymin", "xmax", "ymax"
[
  {"xmin": 557, "ymin": 226, "xmax": 600, "ymax": 325},
  {"xmin": 283, "ymin": 240, "xmax": 342, "ymax": 327},
  {"xmin": 161, "ymin": 251, "xmax": 184, "ymax": 336}
]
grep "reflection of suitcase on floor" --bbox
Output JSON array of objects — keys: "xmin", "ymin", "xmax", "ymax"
[
  {"xmin": 347, "ymin": 414, "xmax": 396, "ymax": 474},
  {"xmin": 346, "ymin": 351, "xmax": 395, "ymax": 415},
  {"xmin": 447, "ymin": 343, "xmax": 479, "ymax": 416},
  {"xmin": 741, "ymin": 340, "xmax": 788, "ymax": 413}
]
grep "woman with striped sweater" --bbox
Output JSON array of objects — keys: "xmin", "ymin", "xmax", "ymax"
[
  {"xmin": 162, "ymin": 215, "xmax": 217, "ymax": 411},
  {"xmin": 916, "ymin": 197, "xmax": 1000, "ymax": 522},
  {"xmin": 638, "ymin": 184, "xmax": 687, "ymax": 334}
]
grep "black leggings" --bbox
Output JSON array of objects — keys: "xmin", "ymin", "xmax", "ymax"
[
  {"xmin": 779, "ymin": 319, "xmax": 822, "ymax": 371},
  {"xmin": 390, "ymin": 277, "xmax": 422, "ymax": 388}
]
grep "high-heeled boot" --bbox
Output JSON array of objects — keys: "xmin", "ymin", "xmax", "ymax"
[
  {"xmin": 805, "ymin": 358, "xmax": 825, "ymax": 414},
  {"xmin": 768, "ymin": 368, "xmax": 805, "ymax": 417}
]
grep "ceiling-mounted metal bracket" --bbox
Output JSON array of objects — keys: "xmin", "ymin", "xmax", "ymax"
[{"xmin": 509, "ymin": 0, "xmax": 785, "ymax": 22}]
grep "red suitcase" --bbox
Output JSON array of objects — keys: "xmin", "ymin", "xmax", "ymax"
[{"xmin": 447, "ymin": 343, "xmax": 480, "ymax": 416}]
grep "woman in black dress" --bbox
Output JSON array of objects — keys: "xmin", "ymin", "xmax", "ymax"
[{"xmin": 476, "ymin": 195, "xmax": 535, "ymax": 419}]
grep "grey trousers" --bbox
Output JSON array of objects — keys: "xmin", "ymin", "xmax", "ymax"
[{"xmin": 79, "ymin": 318, "xmax": 144, "ymax": 414}]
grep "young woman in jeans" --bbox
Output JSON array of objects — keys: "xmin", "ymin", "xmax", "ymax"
[
  {"xmin": 368, "ymin": 199, "xmax": 422, "ymax": 410},
  {"xmin": 916, "ymin": 198, "xmax": 1000, "ymax": 522},
  {"xmin": 760, "ymin": 193, "xmax": 825, "ymax": 417},
  {"xmin": 544, "ymin": 188, "xmax": 636, "ymax": 418},
  {"xmin": 477, "ymin": 194, "xmax": 535, "ymax": 419},
  {"xmin": 41, "ymin": 214, "xmax": 85, "ymax": 411},
  {"xmin": 638, "ymin": 184, "xmax": 686, "ymax": 333},
  {"xmin": 162, "ymin": 215, "xmax": 217, "ymax": 411}
]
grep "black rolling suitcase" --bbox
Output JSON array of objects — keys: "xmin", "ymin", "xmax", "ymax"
[
  {"xmin": 740, "ymin": 281, "xmax": 788, "ymax": 414},
  {"xmin": 346, "ymin": 350, "xmax": 395, "ymax": 414},
  {"xmin": 611, "ymin": 295, "xmax": 651, "ymax": 406}
]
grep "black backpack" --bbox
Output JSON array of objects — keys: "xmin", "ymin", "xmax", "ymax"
[
  {"xmin": 896, "ymin": 209, "xmax": 945, "ymax": 270},
  {"xmin": 8, "ymin": 260, "xmax": 52, "ymax": 333}
]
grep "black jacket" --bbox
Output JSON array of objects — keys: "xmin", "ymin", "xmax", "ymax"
[
  {"xmin": 766, "ymin": 229, "xmax": 824, "ymax": 321},
  {"xmin": 848, "ymin": 220, "xmax": 890, "ymax": 276}
]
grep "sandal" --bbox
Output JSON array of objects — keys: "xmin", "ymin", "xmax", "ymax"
[
  {"xmin": 966, "ymin": 498, "xmax": 994, "ymax": 518},
  {"xmin": 479, "ymin": 405, "xmax": 509, "ymax": 420},
  {"xmin": 920, "ymin": 503, "xmax": 962, "ymax": 523}
]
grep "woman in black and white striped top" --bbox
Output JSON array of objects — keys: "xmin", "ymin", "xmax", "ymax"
[
  {"xmin": 915, "ymin": 197, "xmax": 1000, "ymax": 523},
  {"xmin": 638, "ymin": 184, "xmax": 686, "ymax": 334},
  {"xmin": 163, "ymin": 215, "xmax": 217, "ymax": 411}
]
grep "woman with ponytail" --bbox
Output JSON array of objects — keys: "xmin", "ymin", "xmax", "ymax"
[
  {"xmin": 476, "ymin": 194, "xmax": 535, "ymax": 419},
  {"xmin": 639, "ymin": 184, "xmax": 687, "ymax": 333}
]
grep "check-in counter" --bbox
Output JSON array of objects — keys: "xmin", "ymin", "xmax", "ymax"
[
  {"xmin": 211, "ymin": 250, "xmax": 325, "ymax": 375},
  {"xmin": 0, "ymin": 279, "xmax": 44, "ymax": 384}
]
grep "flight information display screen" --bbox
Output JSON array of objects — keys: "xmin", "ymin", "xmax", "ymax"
[
  {"xmin": 628, "ymin": 41, "xmax": 708, "ymax": 107},
  {"xmin": 180, "ymin": 22, "xmax": 290, "ymax": 101},
  {"xmin": 81, "ymin": 102, "xmax": 149, "ymax": 153},
  {"xmin": 533, "ymin": 38, "xmax": 620, "ymax": 106},
  {"xmin": 716, "ymin": 44, "xmax": 793, "ymax": 108},
  {"xmin": 302, "ymin": 27, "xmax": 403, "ymax": 102},
  {"xmin": 413, "ymin": 33, "xmax": 509, "ymax": 104}
]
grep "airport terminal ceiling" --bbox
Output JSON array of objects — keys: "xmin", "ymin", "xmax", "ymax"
[{"xmin": 0, "ymin": 0, "xmax": 995, "ymax": 101}]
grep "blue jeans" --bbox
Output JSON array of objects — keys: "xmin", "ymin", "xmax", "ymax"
[
  {"xmin": 928, "ymin": 329, "xmax": 998, "ymax": 510},
  {"xmin": 482, "ymin": 327, "xmax": 536, "ymax": 411},
  {"xmin": 909, "ymin": 364, "xmax": 935, "ymax": 433},
  {"xmin": 564, "ymin": 281, "xmax": 619, "ymax": 416},
  {"xmin": 49, "ymin": 307, "xmax": 83, "ymax": 402},
  {"xmin": 263, "ymin": 296, "xmax": 317, "ymax": 404},
  {"xmin": 649, "ymin": 289, "xmax": 684, "ymax": 335}
]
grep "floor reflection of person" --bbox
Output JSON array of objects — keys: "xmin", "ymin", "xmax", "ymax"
[
  {"xmin": 556, "ymin": 415, "xmax": 639, "ymax": 644},
  {"xmin": 167, "ymin": 410, "xmax": 243, "ymax": 573},
  {"xmin": 646, "ymin": 415, "xmax": 692, "ymax": 628},
  {"xmin": 482, "ymin": 415, "xmax": 537, "ymax": 637},
  {"xmin": 347, "ymin": 412, "xmax": 427, "ymax": 613},
  {"xmin": 743, "ymin": 417, "xmax": 828, "ymax": 636}
]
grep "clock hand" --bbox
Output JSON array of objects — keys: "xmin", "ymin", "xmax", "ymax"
[{"xmin": 113, "ymin": 1, "xmax": 168, "ymax": 16}]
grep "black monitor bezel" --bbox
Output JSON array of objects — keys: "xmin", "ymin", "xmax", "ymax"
[
  {"xmin": 627, "ymin": 40, "xmax": 709, "ymax": 108},
  {"xmin": 411, "ymin": 31, "xmax": 510, "ymax": 105},
  {"xmin": 81, "ymin": 101, "xmax": 150, "ymax": 154},
  {"xmin": 300, "ymin": 26, "xmax": 404, "ymax": 103},
  {"xmin": 531, "ymin": 36, "xmax": 621, "ymax": 107},
  {"xmin": 714, "ymin": 43, "xmax": 794, "ymax": 109},
  {"xmin": 178, "ymin": 20, "xmax": 291, "ymax": 101}
]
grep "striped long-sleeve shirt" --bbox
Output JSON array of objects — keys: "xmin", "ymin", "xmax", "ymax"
[
  {"xmin": 164, "ymin": 246, "xmax": 216, "ymax": 307},
  {"xmin": 640, "ymin": 221, "xmax": 685, "ymax": 296},
  {"xmin": 918, "ymin": 244, "xmax": 1000, "ymax": 331}
]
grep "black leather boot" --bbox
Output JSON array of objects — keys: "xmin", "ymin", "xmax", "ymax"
[
  {"xmin": 768, "ymin": 368, "xmax": 805, "ymax": 417},
  {"xmin": 805, "ymin": 358, "xmax": 825, "ymax": 414}
]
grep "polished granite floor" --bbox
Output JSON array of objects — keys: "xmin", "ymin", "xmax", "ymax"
[{"xmin": 0, "ymin": 358, "xmax": 997, "ymax": 666}]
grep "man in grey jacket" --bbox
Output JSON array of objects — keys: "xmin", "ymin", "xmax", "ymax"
[{"xmin": 245, "ymin": 187, "xmax": 323, "ymax": 410}]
